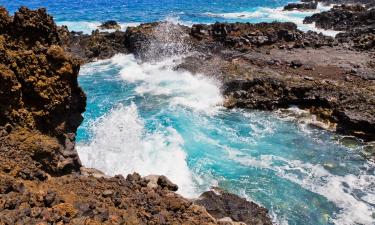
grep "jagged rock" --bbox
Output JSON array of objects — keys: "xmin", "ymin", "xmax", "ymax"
[
  {"xmin": 304, "ymin": 4, "xmax": 374, "ymax": 31},
  {"xmin": 99, "ymin": 20, "xmax": 121, "ymax": 30},
  {"xmin": 60, "ymin": 27, "xmax": 128, "ymax": 62},
  {"xmin": 194, "ymin": 188, "xmax": 273, "ymax": 225},
  {"xmin": 157, "ymin": 175, "xmax": 179, "ymax": 191},
  {"xmin": 284, "ymin": 2, "xmax": 318, "ymax": 11}
]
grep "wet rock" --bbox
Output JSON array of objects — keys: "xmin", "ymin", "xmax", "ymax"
[
  {"xmin": 304, "ymin": 4, "xmax": 373, "ymax": 31},
  {"xmin": 284, "ymin": 2, "xmax": 318, "ymax": 11},
  {"xmin": 157, "ymin": 175, "xmax": 178, "ymax": 191},
  {"xmin": 194, "ymin": 188, "xmax": 273, "ymax": 225},
  {"xmin": 99, "ymin": 20, "xmax": 121, "ymax": 30}
]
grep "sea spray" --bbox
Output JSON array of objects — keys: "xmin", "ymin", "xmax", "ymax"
[
  {"xmin": 203, "ymin": 3, "xmax": 340, "ymax": 36},
  {"xmin": 77, "ymin": 53, "xmax": 224, "ymax": 197},
  {"xmin": 77, "ymin": 103, "xmax": 197, "ymax": 197}
]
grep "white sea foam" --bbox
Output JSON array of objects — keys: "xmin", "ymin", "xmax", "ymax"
[
  {"xmin": 203, "ymin": 3, "xmax": 340, "ymax": 37},
  {"xmin": 77, "ymin": 103, "xmax": 197, "ymax": 197},
  {"xmin": 230, "ymin": 153, "xmax": 375, "ymax": 225},
  {"xmin": 117, "ymin": 54, "xmax": 223, "ymax": 113},
  {"xmin": 57, "ymin": 21, "xmax": 141, "ymax": 34}
]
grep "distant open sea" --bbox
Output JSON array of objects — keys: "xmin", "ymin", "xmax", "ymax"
[
  {"xmin": 2, "ymin": 0, "xmax": 338, "ymax": 35},
  {"xmin": 1, "ymin": 1, "xmax": 374, "ymax": 225}
]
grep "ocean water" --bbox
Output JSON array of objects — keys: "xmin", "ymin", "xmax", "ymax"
[
  {"xmin": 2, "ymin": 0, "xmax": 374, "ymax": 224},
  {"xmin": 3, "ymin": 0, "xmax": 339, "ymax": 36}
]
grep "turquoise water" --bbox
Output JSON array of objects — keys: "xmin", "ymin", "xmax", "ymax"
[{"xmin": 75, "ymin": 54, "xmax": 375, "ymax": 225}]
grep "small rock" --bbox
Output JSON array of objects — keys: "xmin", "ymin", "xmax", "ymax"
[
  {"xmin": 350, "ymin": 68, "xmax": 357, "ymax": 74},
  {"xmin": 291, "ymin": 60, "xmax": 303, "ymax": 68},
  {"xmin": 304, "ymin": 76, "xmax": 314, "ymax": 81},
  {"xmin": 102, "ymin": 190, "xmax": 113, "ymax": 197},
  {"xmin": 304, "ymin": 65, "xmax": 314, "ymax": 71},
  {"xmin": 43, "ymin": 190, "xmax": 56, "ymax": 207},
  {"xmin": 157, "ymin": 176, "xmax": 178, "ymax": 191},
  {"xmin": 99, "ymin": 20, "xmax": 121, "ymax": 30}
]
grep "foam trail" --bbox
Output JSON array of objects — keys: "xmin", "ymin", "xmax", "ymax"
[
  {"xmin": 203, "ymin": 3, "xmax": 340, "ymax": 36},
  {"xmin": 231, "ymin": 153, "xmax": 375, "ymax": 225},
  {"xmin": 77, "ymin": 103, "xmax": 197, "ymax": 197}
]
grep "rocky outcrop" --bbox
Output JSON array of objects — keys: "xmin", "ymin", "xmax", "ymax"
[
  {"xmin": 303, "ymin": 4, "xmax": 375, "ymax": 50},
  {"xmin": 283, "ymin": 2, "xmax": 318, "ymax": 11},
  {"xmin": 0, "ymin": 6, "xmax": 86, "ymax": 175},
  {"xmin": 189, "ymin": 22, "xmax": 336, "ymax": 50},
  {"xmin": 60, "ymin": 27, "xmax": 128, "ymax": 63},
  {"xmin": 99, "ymin": 20, "xmax": 121, "ymax": 30},
  {"xmin": 336, "ymin": 26, "xmax": 375, "ymax": 50},
  {"xmin": 125, "ymin": 22, "xmax": 192, "ymax": 59},
  {"xmin": 194, "ymin": 188, "xmax": 273, "ymax": 225},
  {"xmin": 304, "ymin": 4, "xmax": 374, "ymax": 31}
]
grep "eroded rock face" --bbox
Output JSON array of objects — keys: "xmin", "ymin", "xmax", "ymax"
[{"xmin": 0, "ymin": 6, "xmax": 86, "ymax": 175}]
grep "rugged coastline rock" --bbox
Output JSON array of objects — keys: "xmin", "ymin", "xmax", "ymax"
[
  {"xmin": 304, "ymin": 4, "xmax": 374, "ymax": 31},
  {"xmin": 283, "ymin": 2, "xmax": 318, "ymax": 11},
  {"xmin": 99, "ymin": 20, "xmax": 121, "ymax": 30},
  {"xmin": 60, "ymin": 27, "xmax": 128, "ymax": 63}
]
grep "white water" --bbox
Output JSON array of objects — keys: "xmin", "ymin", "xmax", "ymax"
[
  {"xmin": 231, "ymin": 153, "xmax": 375, "ymax": 225},
  {"xmin": 204, "ymin": 3, "xmax": 340, "ymax": 36},
  {"xmin": 59, "ymin": 3, "xmax": 340, "ymax": 37},
  {"xmin": 118, "ymin": 55, "xmax": 223, "ymax": 113},
  {"xmin": 77, "ymin": 54, "xmax": 223, "ymax": 197},
  {"xmin": 57, "ymin": 21, "xmax": 141, "ymax": 34}
]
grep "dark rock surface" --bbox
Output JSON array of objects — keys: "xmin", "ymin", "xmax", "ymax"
[
  {"xmin": 303, "ymin": 3, "xmax": 375, "ymax": 50},
  {"xmin": 284, "ymin": 2, "xmax": 318, "ymax": 11},
  {"xmin": 60, "ymin": 27, "xmax": 128, "ymax": 63},
  {"xmin": 99, "ymin": 20, "xmax": 121, "ymax": 30},
  {"xmin": 304, "ymin": 4, "xmax": 374, "ymax": 31},
  {"xmin": 194, "ymin": 188, "xmax": 272, "ymax": 225}
]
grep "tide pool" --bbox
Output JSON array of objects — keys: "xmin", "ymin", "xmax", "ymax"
[{"xmin": 76, "ymin": 54, "xmax": 375, "ymax": 225}]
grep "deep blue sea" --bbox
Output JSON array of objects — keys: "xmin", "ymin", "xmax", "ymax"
[{"xmin": 1, "ymin": 1, "xmax": 374, "ymax": 225}]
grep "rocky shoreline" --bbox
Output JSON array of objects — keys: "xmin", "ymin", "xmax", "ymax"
[
  {"xmin": 0, "ymin": 0, "xmax": 375, "ymax": 224},
  {"xmin": 0, "ymin": 6, "xmax": 273, "ymax": 225}
]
